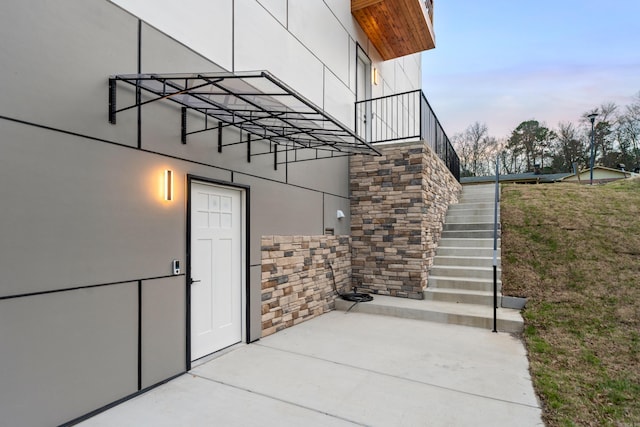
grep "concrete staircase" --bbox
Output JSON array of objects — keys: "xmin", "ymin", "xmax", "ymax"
[
  {"xmin": 336, "ymin": 183, "xmax": 524, "ymax": 333},
  {"xmin": 425, "ymin": 183, "xmax": 501, "ymax": 307}
]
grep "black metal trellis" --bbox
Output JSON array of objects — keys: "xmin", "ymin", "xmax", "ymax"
[{"xmin": 108, "ymin": 71, "xmax": 380, "ymax": 166}]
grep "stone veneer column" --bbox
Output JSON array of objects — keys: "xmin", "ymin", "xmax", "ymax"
[
  {"xmin": 350, "ymin": 141, "xmax": 461, "ymax": 299},
  {"xmin": 261, "ymin": 235, "xmax": 351, "ymax": 337}
]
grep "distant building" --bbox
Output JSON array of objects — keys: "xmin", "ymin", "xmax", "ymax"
[
  {"xmin": 462, "ymin": 166, "xmax": 637, "ymax": 186},
  {"xmin": 562, "ymin": 166, "xmax": 637, "ymax": 184},
  {"xmin": 461, "ymin": 172, "xmax": 573, "ymax": 185}
]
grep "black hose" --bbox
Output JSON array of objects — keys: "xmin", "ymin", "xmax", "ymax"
[
  {"xmin": 340, "ymin": 292, "xmax": 374, "ymax": 303},
  {"xmin": 328, "ymin": 262, "xmax": 373, "ymax": 312},
  {"xmin": 328, "ymin": 261, "xmax": 342, "ymax": 296}
]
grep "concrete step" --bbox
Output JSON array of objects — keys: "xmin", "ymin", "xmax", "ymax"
[
  {"xmin": 436, "ymin": 246, "xmax": 500, "ymax": 257},
  {"xmin": 429, "ymin": 266, "xmax": 501, "ymax": 281},
  {"xmin": 446, "ymin": 215, "xmax": 498, "ymax": 224},
  {"xmin": 462, "ymin": 183, "xmax": 495, "ymax": 189},
  {"xmin": 335, "ymin": 295, "xmax": 522, "ymax": 333},
  {"xmin": 433, "ymin": 255, "xmax": 499, "ymax": 268},
  {"xmin": 428, "ymin": 275, "xmax": 501, "ymax": 292},
  {"xmin": 460, "ymin": 192, "xmax": 496, "ymax": 199},
  {"xmin": 458, "ymin": 196, "xmax": 497, "ymax": 204},
  {"xmin": 448, "ymin": 202, "xmax": 496, "ymax": 211},
  {"xmin": 441, "ymin": 230, "xmax": 500, "ymax": 239},
  {"xmin": 436, "ymin": 245, "xmax": 501, "ymax": 258},
  {"xmin": 461, "ymin": 189, "xmax": 496, "ymax": 195},
  {"xmin": 462, "ymin": 181, "xmax": 496, "ymax": 191},
  {"xmin": 446, "ymin": 211, "xmax": 498, "ymax": 220},
  {"xmin": 443, "ymin": 223, "xmax": 498, "ymax": 231},
  {"xmin": 447, "ymin": 207, "xmax": 498, "ymax": 216},
  {"xmin": 438, "ymin": 238, "xmax": 499, "ymax": 248},
  {"xmin": 424, "ymin": 288, "xmax": 501, "ymax": 306}
]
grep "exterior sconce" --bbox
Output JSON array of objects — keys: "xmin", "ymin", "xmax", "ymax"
[
  {"xmin": 337, "ymin": 209, "xmax": 345, "ymax": 220},
  {"xmin": 372, "ymin": 68, "xmax": 379, "ymax": 85},
  {"xmin": 164, "ymin": 169, "xmax": 173, "ymax": 201}
]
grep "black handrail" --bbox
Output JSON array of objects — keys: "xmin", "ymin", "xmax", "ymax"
[
  {"xmin": 354, "ymin": 89, "xmax": 460, "ymax": 181},
  {"xmin": 492, "ymin": 155, "xmax": 500, "ymax": 332}
]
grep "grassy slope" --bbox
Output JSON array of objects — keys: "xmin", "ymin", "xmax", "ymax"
[{"xmin": 500, "ymin": 179, "xmax": 640, "ymax": 426}]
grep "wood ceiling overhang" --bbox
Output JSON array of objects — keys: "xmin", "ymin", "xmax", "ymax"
[{"xmin": 352, "ymin": 0, "xmax": 435, "ymax": 60}]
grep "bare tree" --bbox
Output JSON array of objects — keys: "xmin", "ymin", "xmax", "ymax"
[
  {"xmin": 616, "ymin": 92, "xmax": 640, "ymax": 169},
  {"xmin": 452, "ymin": 122, "xmax": 498, "ymax": 176},
  {"xmin": 455, "ymin": 92, "xmax": 640, "ymax": 176},
  {"xmin": 550, "ymin": 122, "xmax": 587, "ymax": 172}
]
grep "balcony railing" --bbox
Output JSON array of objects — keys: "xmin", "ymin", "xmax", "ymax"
[{"xmin": 355, "ymin": 89, "xmax": 460, "ymax": 181}]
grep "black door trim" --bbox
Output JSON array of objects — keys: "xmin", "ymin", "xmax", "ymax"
[{"xmin": 186, "ymin": 175, "xmax": 250, "ymax": 371}]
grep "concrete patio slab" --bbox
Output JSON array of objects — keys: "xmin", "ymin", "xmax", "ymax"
[{"xmin": 80, "ymin": 311, "xmax": 542, "ymax": 427}]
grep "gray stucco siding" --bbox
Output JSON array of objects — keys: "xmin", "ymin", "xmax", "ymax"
[
  {"xmin": 0, "ymin": 283, "xmax": 139, "ymax": 427},
  {"xmin": 141, "ymin": 276, "xmax": 186, "ymax": 388},
  {"xmin": 0, "ymin": 121, "xmax": 186, "ymax": 297},
  {"xmin": 0, "ymin": 0, "xmax": 139, "ymax": 147}
]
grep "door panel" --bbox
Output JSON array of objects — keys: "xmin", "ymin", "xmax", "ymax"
[{"xmin": 190, "ymin": 182, "xmax": 242, "ymax": 360}]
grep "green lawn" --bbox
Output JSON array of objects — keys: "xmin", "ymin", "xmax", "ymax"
[{"xmin": 500, "ymin": 179, "xmax": 640, "ymax": 426}]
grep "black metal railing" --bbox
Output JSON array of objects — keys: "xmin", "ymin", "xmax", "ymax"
[
  {"xmin": 492, "ymin": 155, "xmax": 500, "ymax": 332},
  {"xmin": 355, "ymin": 89, "xmax": 460, "ymax": 181}
]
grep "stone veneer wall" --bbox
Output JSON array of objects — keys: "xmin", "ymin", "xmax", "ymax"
[
  {"xmin": 350, "ymin": 141, "xmax": 461, "ymax": 299},
  {"xmin": 261, "ymin": 235, "xmax": 351, "ymax": 337}
]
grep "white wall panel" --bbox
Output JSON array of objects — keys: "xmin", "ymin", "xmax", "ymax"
[
  {"xmin": 288, "ymin": 0, "xmax": 350, "ymax": 84},
  {"xmin": 323, "ymin": 0, "xmax": 368, "ymax": 43},
  {"xmin": 257, "ymin": 0, "xmax": 287, "ymax": 26},
  {"xmin": 324, "ymin": 70, "xmax": 356, "ymax": 130},
  {"xmin": 395, "ymin": 62, "xmax": 412, "ymax": 93},
  {"xmin": 234, "ymin": 0, "xmax": 324, "ymax": 108},
  {"xmin": 110, "ymin": 0, "xmax": 233, "ymax": 70},
  {"xmin": 405, "ymin": 53, "xmax": 423, "ymax": 91},
  {"xmin": 377, "ymin": 60, "xmax": 396, "ymax": 98},
  {"xmin": 141, "ymin": 23, "xmax": 226, "ymax": 74}
]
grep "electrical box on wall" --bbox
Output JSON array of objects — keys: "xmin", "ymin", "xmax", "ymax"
[{"xmin": 172, "ymin": 260, "xmax": 180, "ymax": 275}]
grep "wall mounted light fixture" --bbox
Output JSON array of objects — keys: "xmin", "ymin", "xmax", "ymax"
[
  {"xmin": 372, "ymin": 68, "xmax": 379, "ymax": 85},
  {"xmin": 337, "ymin": 209, "xmax": 345, "ymax": 220},
  {"xmin": 164, "ymin": 169, "xmax": 173, "ymax": 201}
]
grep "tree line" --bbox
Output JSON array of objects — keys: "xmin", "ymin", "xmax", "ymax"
[{"xmin": 453, "ymin": 92, "xmax": 640, "ymax": 177}]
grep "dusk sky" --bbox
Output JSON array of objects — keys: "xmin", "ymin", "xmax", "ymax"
[{"xmin": 421, "ymin": 0, "xmax": 640, "ymax": 139}]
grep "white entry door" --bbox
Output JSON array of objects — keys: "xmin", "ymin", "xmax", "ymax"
[{"xmin": 190, "ymin": 182, "xmax": 243, "ymax": 360}]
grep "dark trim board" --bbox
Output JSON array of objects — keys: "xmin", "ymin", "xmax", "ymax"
[
  {"xmin": 185, "ymin": 179, "xmax": 193, "ymax": 371},
  {"xmin": 0, "ymin": 274, "xmax": 184, "ymax": 301},
  {"xmin": 185, "ymin": 175, "xmax": 251, "ymax": 371},
  {"xmin": 136, "ymin": 19, "xmax": 142, "ymax": 149},
  {"xmin": 137, "ymin": 280, "xmax": 142, "ymax": 391}
]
